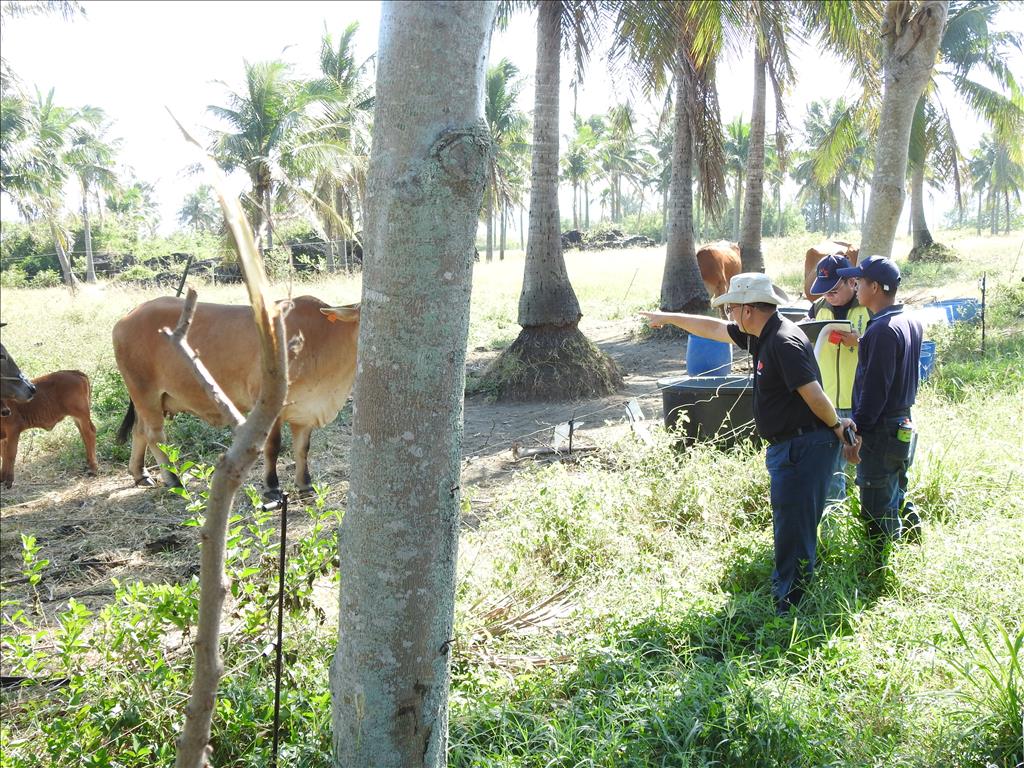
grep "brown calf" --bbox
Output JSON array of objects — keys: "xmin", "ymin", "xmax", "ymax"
[{"xmin": 0, "ymin": 370, "xmax": 98, "ymax": 488}]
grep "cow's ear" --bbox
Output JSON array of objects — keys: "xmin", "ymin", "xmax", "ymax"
[{"xmin": 320, "ymin": 304, "xmax": 361, "ymax": 323}]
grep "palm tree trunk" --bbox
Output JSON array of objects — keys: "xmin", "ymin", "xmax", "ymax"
[
  {"xmin": 662, "ymin": 185, "xmax": 668, "ymax": 241},
  {"xmin": 739, "ymin": 47, "xmax": 766, "ymax": 272},
  {"xmin": 910, "ymin": 163, "xmax": 934, "ymax": 250},
  {"xmin": 733, "ymin": 172, "xmax": 742, "ymax": 240},
  {"xmin": 330, "ymin": 4, "xmax": 495, "ymax": 765},
  {"xmin": 517, "ymin": 1, "xmax": 580, "ymax": 327},
  {"xmin": 1005, "ymin": 189, "xmax": 1011, "ymax": 234},
  {"xmin": 776, "ymin": 184, "xmax": 783, "ymax": 236},
  {"xmin": 485, "ymin": 187, "xmax": 494, "ymax": 262},
  {"xmin": 500, "ymin": 203, "xmax": 507, "ymax": 260},
  {"xmin": 860, "ymin": 1, "xmax": 948, "ymax": 259},
  {"xmin": 584, "ymin": 180, "xmax": 590, "ymax": 228},
  {"xmin": 484, "ymin": 0, "xmax": 620, "ymax": 401},
  {"xmin": 572, "ymin": 181, "xmax": 579, "ymax": 229},
  {"xmin": 82, "ymin": 183, "xmax": 97, "ymax": 283},
  {"xmin": 47, "ymin": 217, "xmax": 77, "ymax": 288},
  {"xmin": 976, "ymin": 188, "xmax": 982, "ymax": 235},
  {"xmin": 661, "ymin": 54, "xmax": 710, "ymax": 314},
  {"xmin": 264, "ymin": 184, "xmax": 274, "ymax": 252},
  {"xmin": 990, "ymin": 186, "xmax": 998, "ymax": 234}
]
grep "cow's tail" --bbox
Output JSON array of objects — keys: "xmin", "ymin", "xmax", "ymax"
[{"xmin": 116, "ymin": 400, "xmax": 136, "ymax": 445}]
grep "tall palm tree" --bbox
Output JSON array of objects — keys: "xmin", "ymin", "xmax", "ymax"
[
  {"xmin": 177, "ymin": 184, "xmax": 220, "ymax": 234},
  {"xmin": 303, "ymin": 23, "xmax": 374, "ymax": 271},
  {"xmin": 609, "ymin": 0, "xmax": 726, "ymax": 315},
  {"xmin": 484, "ymin": 57, "xmax": 529, "ymax": 261},
  {"xmin": 65, "ymin": 106, "xmax": 119, "ymax": 282},
  {"xmin": 208, "ymin": 59, "xmax": 318, "ymax": 252},
  {"xmin": 2, "ymin": 86, "xmax": 79, "ymax": 287},
  {"xmin": 484, "ymin": 0, "xmax": 622, "ymax": 401},
  {"xmin": 723, "ymin": 116, "xmax": 750, "ymax": 240},
  {"xmin": 906, "ymin": 0, "xmax": 1024, "ymax": 257},
  {"xmin": 860, "ymin": 0, "xmax": 949, "ymax": 260}
]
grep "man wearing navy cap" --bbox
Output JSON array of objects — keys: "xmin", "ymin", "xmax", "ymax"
[
  {"xmin": 836, "ymin": 255, "xmax": 923, "ymax": 545},
  {"xmin": 808, "ymin": 254, "xmax": 872, "ymax": 506}
]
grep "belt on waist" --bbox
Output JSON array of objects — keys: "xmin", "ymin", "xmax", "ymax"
[{"xmin": 763, "ymin": 423, "xmax": 829, "ymax": 446}]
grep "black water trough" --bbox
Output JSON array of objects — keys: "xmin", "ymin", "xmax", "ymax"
[{"xmin": 659, "ymin": 374, "xmax": 757, "ymax": 448}]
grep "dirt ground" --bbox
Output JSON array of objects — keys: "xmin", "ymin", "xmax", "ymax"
[{"xmin": 0, "ymin": 319, "xmax": 744, "ymax": 628}]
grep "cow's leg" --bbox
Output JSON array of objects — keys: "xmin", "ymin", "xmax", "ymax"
[
  {"xmin": 1, "ymin": 430, "xmax": 20, "ymax": 488},
  {"xmin": 262, "ymin": 417, "xmax": 284, "ymax": 502},
  {"xmin": 75, "ymin": 414, "xmax": 99, "ymax": 475},
  {"xmin": 292, "ymin": 422, "xmax": 315, "ymax": 499},
  {"xmin": 132, "ymin": 403, "xmax": 179, "ymax": 488},
  {"xmin": 128, "ymin": 418, "xmax": 155, "ymax": 486}
]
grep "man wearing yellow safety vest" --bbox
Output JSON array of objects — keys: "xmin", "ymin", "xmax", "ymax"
[{"xmin": 807, "ymin": 254, "xmax": 872, "ymax": 505}]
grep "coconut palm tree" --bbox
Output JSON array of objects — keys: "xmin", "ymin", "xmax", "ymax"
[
  {"xmin": 608, "ymin": 0, "xmax": 726, "ymax": 314},
  {"xmin": 207, "ymin": 59, "xmax": 318, "ymax": 253},
  {"xmin": 906, "ymin": 0, "xmax": 1024, "ymax": 258},
  {"xmin": 177, "ymin": 184, "xmax": 220, "ymax": 234},
  {"xmin": 302, "ymin": 23, "xmax": 374, "ymax": 271},
  {"xmin": 65, "ymin": 106, "xmax": 119, "ymax": 282},
  {"xmin": 483, "ymin": 0, "xmax": 622, "ymax": 401},
  {"xmin": 723, "ymin": 116, "xmax": 750, "ymax": 240},
  {"xmin": 484, "ymin": 57, "xmax": 529, "ymax": 261},
  {"xmin": 2, "ymin": 86, "xmax": 79, "ymax": 286},
  {"xmin": 860, "ymin": 1, "xmax": 949, "ymax": 259}
]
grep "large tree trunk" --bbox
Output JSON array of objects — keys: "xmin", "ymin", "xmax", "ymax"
[
  {"xmin": 48, "ymin": 218, "xmax": 77, "ymax": 288},
  {"xmin": 661, "ymin": 54, "xmax": 710, "ymax": 315},
  {"xmin": 860, "ymin": 0, "xmax": 949, "ymax": 259},
  {"xmin": 910, "ymin": 162, "xmax": 934, "ymax": 249},
  {"xmin": 1005, "ymin": 189, "xmax": 1011, "ymax": 234},
  {"xmin": 82, "ymin": 182, "xmax": 97, "ymax": 283},
  {"xmin": 481, "ymin": 0, "xmax": 621, "ymax": 401},
  {"xmin": 739, "ymin": 47, "xmax": 766, "ymax": 273},
  {"xmin": 329, "ymin": 3, "xmax": 495, "ymax": 766}
]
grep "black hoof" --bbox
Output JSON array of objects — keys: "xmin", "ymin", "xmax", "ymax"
[
  {"xmin": 262, "ymin": 488, "xmax": 283, "ymax": 504},
  {"xmin": 135, "ymin": 476, "xmax": 158, "ymax": 488}
]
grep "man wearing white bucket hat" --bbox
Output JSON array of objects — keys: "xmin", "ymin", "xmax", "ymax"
[
  {"xmin": 642, "ymin": 273, "xmax": 855, "ymax": 614},
  {"xmin": 836, "ymin": 255, "xmax": 923, "ymax": 545}
]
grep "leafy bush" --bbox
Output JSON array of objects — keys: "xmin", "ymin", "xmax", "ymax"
[
  {"xmin": 30, "ymin": 269, "xmax": 63, "ymax": 288},
  {"xmin": 0, "ymin": 264, "xmax": 29, "ymax": 287}
]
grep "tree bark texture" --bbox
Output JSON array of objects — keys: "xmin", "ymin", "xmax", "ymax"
[
  {"xmin": 82, "ymin": 184, "xmax": 96, "ymax": 283},
  {"xmin": 661, "ymin": 55, "xmax": 710, "ymax": 314},
  {"xmin": 329, "ymin": 3, "xmax": 495, "ymax": 767},
  {"xmin": 517, "ymin": 1, "xmax": 582, "ymax": 328},
  {"xmin": 48, "ymin": 218, "xmax": 77, "ymax": 288},
  {"xmin": 910, "ymin": 163, "xmax": 934, "ymax": 249},
  {"xmin": 860, "ymin": 0, "xmax": 948, "ymax": 259},
  {"xmin": 739, "ymin": 47, "xmax": 767, "ymax": 273}
]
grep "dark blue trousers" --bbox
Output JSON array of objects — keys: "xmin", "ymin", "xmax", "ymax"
[
  {"xmin": 856, "ymin": 414, "xmax": 915, "ymax": 540},
  {"xmin": 765, "ymin": 429, "xmax": 842, "ymax": 611}
]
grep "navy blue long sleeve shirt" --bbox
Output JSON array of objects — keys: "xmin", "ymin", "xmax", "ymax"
[{"xmin": 852, "ymin": 305, "xmax": 923, "ymax": 431}]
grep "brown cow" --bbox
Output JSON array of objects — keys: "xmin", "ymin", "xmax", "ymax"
[
  {"xmin": 803, "ymin": 241, "xmax": 860, "ymax": 299},
  {"xmin": 696, "ymin": 241, "xmax": 742, "ymax": 300},
  {"xmin": 112, "ymin": 295, "xmax": 360, "ymax": 497},
  {"xmin": 1, "ymin": 370, "xmax": 98, "ymax": 489}
]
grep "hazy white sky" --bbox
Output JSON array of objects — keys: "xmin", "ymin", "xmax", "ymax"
[{"xmin": 2, "ymin": 0, "xmax": 1020, "ymax": 234}]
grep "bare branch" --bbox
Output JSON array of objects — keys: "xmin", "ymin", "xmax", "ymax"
[{"xmin": 159, "ymin": 287, "xmax": 245, "ymax": 429}]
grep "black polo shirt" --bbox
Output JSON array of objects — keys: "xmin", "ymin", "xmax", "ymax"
[{"xmin": 727, "ymin": 312, "xmax": 823, "ymax": 439}]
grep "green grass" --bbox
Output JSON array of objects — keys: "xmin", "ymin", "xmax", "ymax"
[{"xmin": 1, "ymin": 229, "xmax": 1023, "ymax": 766}]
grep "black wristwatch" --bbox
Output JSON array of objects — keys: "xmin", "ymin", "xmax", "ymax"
[{"xmin": 829, "ymin": 419, "xmax": 841, "ymax": 430}]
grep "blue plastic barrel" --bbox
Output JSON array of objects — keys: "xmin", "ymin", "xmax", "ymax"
[
  {"xmin": 919, "ymin": 340, "xmax": 936, "ymax": 381},
  {"xmin": 686, "ymin": 335, "xmax": 732, "ymax": 376},
  {"xmin": 925, "ymin": 298, "xmax": 979, "ymax": 323}
]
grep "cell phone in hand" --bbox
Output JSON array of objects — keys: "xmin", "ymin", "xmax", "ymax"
[{"xmin": 843, "ymin": 426, "xmax": 856, "ymax": 446}]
